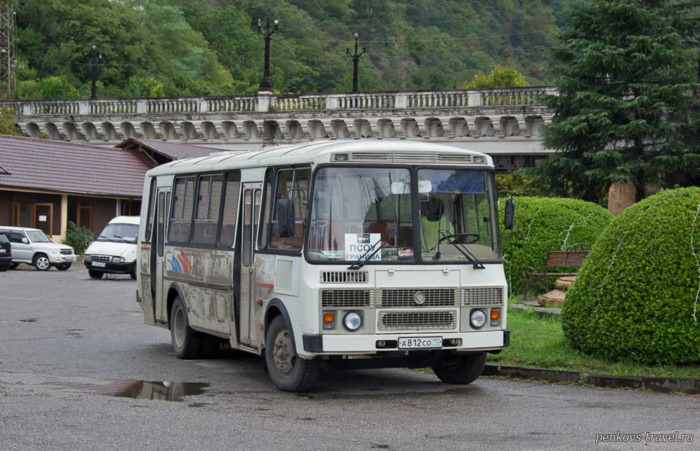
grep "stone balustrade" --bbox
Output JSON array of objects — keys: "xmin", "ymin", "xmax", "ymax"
[{"xmin": 0, "ymin": 87, "xmax": 556, "ymax": 170}]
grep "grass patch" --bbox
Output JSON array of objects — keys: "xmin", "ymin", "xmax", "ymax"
[{"xmin": 487, "ymin": 306, "xmax": 700, "ymax": 380}]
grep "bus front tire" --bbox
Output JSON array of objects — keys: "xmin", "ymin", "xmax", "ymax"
[
  {"xmin": 265, "ymin": 316, "xmax": 319, "ymax": 392},
  {"xmin": 431, "ymin": 352, "xmax": 487, "ymax": 385},
  {"xmin": 170, "ymin": 296, "xmax": 203, "ymax": 359}
]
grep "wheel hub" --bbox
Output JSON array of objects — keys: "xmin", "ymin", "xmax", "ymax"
[{"xmin": 272, "ymin": 330, "xmax": 294, "ymax": 376}]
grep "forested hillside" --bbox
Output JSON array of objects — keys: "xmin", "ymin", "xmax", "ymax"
[{"xmin": 15, "ymin": 0, "xmax": 564, "ymax": 99}]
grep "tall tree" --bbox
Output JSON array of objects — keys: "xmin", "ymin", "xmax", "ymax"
[{"xmin": 521, "ymin": 0, "xmax": 700, "ymax": 203}]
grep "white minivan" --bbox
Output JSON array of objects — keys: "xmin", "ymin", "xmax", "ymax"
[{"xmin": 84, "ymin": 216, "xmax": 140, "ymax": 279}]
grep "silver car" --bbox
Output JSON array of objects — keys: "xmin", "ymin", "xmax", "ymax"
[{"xmin": 0, "ymin": 227, "xmax": 75, "ymax": 271}]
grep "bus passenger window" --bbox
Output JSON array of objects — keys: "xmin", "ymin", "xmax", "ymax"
[
  {"xmin": 192, "ymin": 174, "xmax": 223, "ymax": 246},
  {"xmin": 168, "ymin": 176, "xmax": 195, "ymax": 243},
  {"xmin": 219, "ymin": 171, "xmax": 241, "ymax": 248}
]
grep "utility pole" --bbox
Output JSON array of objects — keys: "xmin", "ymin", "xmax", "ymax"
[
  {"xmin": 258, "ymin": 17, "xmax": 278, "ymax": 92},
  {"xmin": 0, "ymin": 0, "xmax": 16, "ymax": 99},
  {"xmin": 346, "ymin": 33, "xmax": 365, "ymax": 93}
]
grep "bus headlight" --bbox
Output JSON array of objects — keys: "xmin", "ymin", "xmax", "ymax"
[
  {"xmin": 343, "ymin": 312, "xmax": 362, "ymax": 331},
  {"xmin": 470, "ymin": 309, "xmax": 487, "ymax": 329}
]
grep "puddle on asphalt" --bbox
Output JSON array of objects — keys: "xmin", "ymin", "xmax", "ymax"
[{"xmin": 113, "ymin": 381, "xmax": 209, "ymax": 401}]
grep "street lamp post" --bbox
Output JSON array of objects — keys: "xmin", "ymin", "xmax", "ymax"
[
  {"xmin": 90, "ymin": 45, "xmax": 102, "ymax": 100},
  {"xmin": 346, "ymin": 32, "xmax": 366, "ymax": 93},
  {"xmin": 258, "ymin": 17, "xmax": 278, "ymax": 91}
]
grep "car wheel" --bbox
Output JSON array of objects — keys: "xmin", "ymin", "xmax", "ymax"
[
  {"xmin": 33, "ymin": 254, "xmax": 51, "ymax": 271},
  {"xmin": 265, "ymin": 315, "xmax": 319, "ymax": 392},
  {"xmin": 56, "ymin": 263, "xmax": 71, "ymax": 271},
  {"xmin": 170, "ymin": 296, "xmax": 203, "ymax": 359},
  {"xmin": 88, "ymin": 270, "xmax": 104, "ymax": 279},
  {"xmin": 431, "ymin": 352, "xmax": 487, "ymax": 385},
  {"xmin": 0, "ymin": 265, "xmax": 7, "ymax": 272},
  {"xmin": 130, "ymin": 264, "xmax": 137, "ymax": 280}
]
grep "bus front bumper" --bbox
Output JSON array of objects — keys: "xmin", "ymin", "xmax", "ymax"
[{"xmin": 302, "ymin": 330, "xmax": 509, "ymax": 354}]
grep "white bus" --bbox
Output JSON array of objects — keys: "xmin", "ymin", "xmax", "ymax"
[{"xmin": 136, "ymin": 141, "xmax": 514, "ymax": 392}]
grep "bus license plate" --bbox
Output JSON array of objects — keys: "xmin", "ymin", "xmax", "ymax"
[
  {"xmin": 92, "ymin": 262, "xmax": 106, "ymax": 267},
  {"xmin": 398, "ymin": 337, "xmax": 442, "ymax": 350}
]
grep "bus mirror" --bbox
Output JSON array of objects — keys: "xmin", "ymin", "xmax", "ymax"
[
  {"xmin": 277, "ymin": 199, "xmax": 296, "ymax": 237},
  {"xmin": 504, "ymin": 198, "xmax": 515, "ymax": 230}
]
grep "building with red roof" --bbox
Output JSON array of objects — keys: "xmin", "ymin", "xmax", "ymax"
[{"xmin": 0, "ymin": 135, "xmax": 221, "ymax": 242}]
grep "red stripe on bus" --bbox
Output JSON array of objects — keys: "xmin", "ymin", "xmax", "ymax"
[
  {"xmin": 256, "ymin": 283, "xmax": 274, "ymax": 289},
  {"xmin": 141, "ymin": 246, "xmax": 151, "ymax": 251}
]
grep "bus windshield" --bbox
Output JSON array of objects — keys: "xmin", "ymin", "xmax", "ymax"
[{"xmin": 306, "ymin": 166, "xmax": 501, "ymax": 264}]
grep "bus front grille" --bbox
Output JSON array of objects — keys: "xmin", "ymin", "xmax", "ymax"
[
  {"xmin": 377, "ymin": 310, "xmax": 457, "ymax": 331},
  {"xmin": 321, "ymin": 289, "xmax": 374, "ymax": 308},
  {"xmin": 461, "ymin": 287, "xmax": 504, "ymax": 306},
  {"xmin": 381, "ymin": 288, "xmax": 457, "ymax": 307}
]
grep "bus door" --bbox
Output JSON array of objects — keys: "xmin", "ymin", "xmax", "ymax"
[
  {"xmin": 238, "ymin": 184, "xmax": 262, "ymax": 346},
  {"xmin": 150, "ymin": 187, "xmax": 170, "ymax": 324}
]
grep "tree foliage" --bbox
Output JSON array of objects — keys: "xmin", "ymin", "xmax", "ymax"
[
  {"xmin": 520, "ymin": 0, "xmax": 700, "ymax": 204},
  {"xmin": 13, "ymin": 0, "xmax": 563, "ymax": 98},
  {"xmin": 465, "ymin": 65, "xmax": 529, "ymax": 89}
]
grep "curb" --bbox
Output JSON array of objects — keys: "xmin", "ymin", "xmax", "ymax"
[{"xmin": 482, "ymin": 364, "xmax": 700, "ymax": 395}]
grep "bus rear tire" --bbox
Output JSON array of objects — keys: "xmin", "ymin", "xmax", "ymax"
[
  {"xmin": 265, "ymin": 316, "xmax": 319, "ymax": 392},
  {"xmin": 170, "ymin": 296, "xmax": 203, "ymax": 359},
  {"xmin": 431, "ymin": 352, "xmax": 487, "ymax": 385}
]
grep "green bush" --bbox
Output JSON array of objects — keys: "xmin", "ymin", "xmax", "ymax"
[
  {"xmin": 562, "ymin": 187, "xmax": 700, "ymax": 365},
  {"xmin": 499, "ymin": 197, "xmax": 613, "ymax": 295},
  {"xmin": 64, "ymin": 221, "xmax": 94, "ymax": 255}
]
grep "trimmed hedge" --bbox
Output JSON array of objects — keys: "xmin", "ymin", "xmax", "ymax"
[
  {"xmin": 562, "ymin": 187, "xmax": 700, "ymax": 365},
  {"xmin": 500, "ymin": 197, "xmax": 613, "ymax": 295}
]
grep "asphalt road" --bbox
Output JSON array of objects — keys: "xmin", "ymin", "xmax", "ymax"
[{"xmin": 0, "ymin": 265, "xmax": 698, "ymax": 451}]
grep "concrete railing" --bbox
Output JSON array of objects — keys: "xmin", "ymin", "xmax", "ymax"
[{"xmin": 1, "ymin": 87, "xmax": 557, "ymax": 118}]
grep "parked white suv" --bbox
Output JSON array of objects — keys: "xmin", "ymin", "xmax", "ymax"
[
  {"xmin": 84, "ymin": 216, "xmax": 139, "ymax": 279},
  {"xmin": 0, "ymin": 226, "xmax": 76, "ymax": 271}
]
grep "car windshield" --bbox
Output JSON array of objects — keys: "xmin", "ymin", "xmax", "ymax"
[
  {"xmin": 26, "ymin": 230, "xmax": 52, "ymax": 243},
  {"xmin": 306, "ymin": 166, "xmax": 501, "ymax": 264},
  {"xmin": 97, "ymin": 223, "xmax": 139, "ymax": 243}
]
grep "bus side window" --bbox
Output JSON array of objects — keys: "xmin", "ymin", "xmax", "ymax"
[
  {"xmin": 219, "ymin": 171, "xmax": 241, "ymax": 248},
  {"xmin": 264, "ymin": 167, "xmax": 310, "ymax": 251},
  {"xmin": 168, "ymin": 176, "xmax": 195, "ymax": 243}
]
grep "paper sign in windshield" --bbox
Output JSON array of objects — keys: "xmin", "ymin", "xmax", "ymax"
[{"xmin": 345, "ymin": 233, "xmax": 381, "ymax": 262}]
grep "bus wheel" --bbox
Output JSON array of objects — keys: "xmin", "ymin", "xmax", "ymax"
[
  {"xmin": 265, "ymin": 316, "xmax": 319, "ymax": 392},
  {"xmin": 170, "ymin": 296, "xmax": 202, "ymax": 359},
  {"xmin": 431, "ymin": 352, "xmax": 487, "ymax": 385}
]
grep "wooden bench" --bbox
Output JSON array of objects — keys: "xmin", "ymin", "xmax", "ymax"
[{"xmin": 522, "ymin": 244, "xmax": 589, "ymax": 299}]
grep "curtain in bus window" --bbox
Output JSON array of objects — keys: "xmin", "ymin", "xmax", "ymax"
[
  {"xmin": 219, "ymin": 172, "xmax": 241, "ymax": 248},
  {"xmin": 193, "ymin": 174, "xmax": 223, "ymax": 245},
  {"xmin": 168, "ymin": 176, "xmax": 195, "ymax": 243}
]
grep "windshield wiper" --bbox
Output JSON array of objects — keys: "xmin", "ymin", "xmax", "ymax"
[
  {"xmin": 348, "ymin": 230, "xmax": 395, "ymax": 270},
  {"xmin": 436, "ymin": 231, "xmax": 485, "ymax": 269}
]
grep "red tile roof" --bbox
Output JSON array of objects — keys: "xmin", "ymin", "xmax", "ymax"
[
  {"xmin": 0, "ymin": 134, "xmax": 152, "ymax": 197},
  {"xmin": 118, "ymin": 138, "xmax": 219, "ymax": 161}
]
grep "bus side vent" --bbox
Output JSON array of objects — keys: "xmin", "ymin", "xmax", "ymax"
[
  {"xmin": 321, "ymin": 290, "xmax": 374, "ymax": 308},
  {"xmin": 461, "ymin": 287, "xmax": 504, "ymax": 306},
  {"xmin": 377, "ymin": 310, "xmax": 457, "ymax": 331},
  {"xmin": 437, "ymin": 154, "xmax": 473, "ymax": 163},
  {"xmin": 350, "ymin": 152, "xmax": 390, "ymax": 161},
  {"xmin": 320, "ymin": 271, "xmax": 368, "ymax": 284}
]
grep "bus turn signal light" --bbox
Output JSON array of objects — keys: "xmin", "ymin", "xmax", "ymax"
[
  {"xmin": 323, "ymin": 312, "xmax": 335, "ymax": 330},
  {"xmin": 490, "ymin": 308, "xmax": 501, "ymax": 326}
]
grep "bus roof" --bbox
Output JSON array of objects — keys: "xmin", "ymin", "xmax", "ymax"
[{"xmin": 145, "ymin": 141, "xmax": 493, "ymax": 177}]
